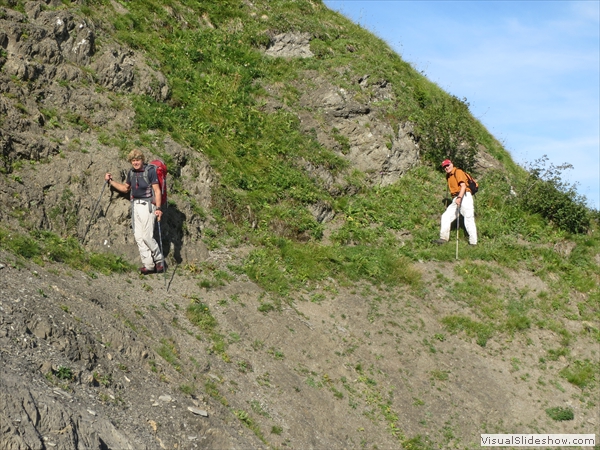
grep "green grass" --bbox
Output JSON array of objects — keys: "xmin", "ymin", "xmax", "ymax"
[
  {"xmin": 559, "ymin": 360, "xmax": 598, "ymax": 389},
  {"xmin": 204, "ymin": 379, "xmax": 228, "ymax": 406},
  {"xmin": 186, "ymin": 297, "xmax": 228, "ymax": 357},
  {"xmin": 157, "ymin": 338, "xmax": 182, "ymax": 372},
  {"xmin": 179, "ymin": 383, "xmax": 196, "ymax": 396},
  {"xmin": 545, "ymin": 406, "xmax": 574, "ymax": 421},
  {"xmin": 55, "ymin": 366, "xmax": 74, "ymax": 381},
  {"xmin": 234, "ymin": 409, "xmax": 266, "ymax": 443},
  {"xmin": 0, "ymin": 227, "xmax": 134, "ymax": 275},
  {"xmin": 243, "ymin": 237, "xmax": 422, "ymax": 295},
  {"xmin": 441, "ymin": 315, "xmax": 494, "ymax": 347}
]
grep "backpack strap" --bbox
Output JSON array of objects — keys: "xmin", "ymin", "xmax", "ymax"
[
  {"xmin": 142, "ymin": 164, "xmax": 151, "ymax": 186},
  {"xmin": 143, "ymin": 164, "xmax": 156, "ymax": 206},
  {"xmin": 129, "ymin": 164, "xmax": 155, "ymax": 214},
  {"xmin": 453, "ymin": 170, "xmax": 478, "ymax": 196},
  {"xmin": 453, "ymin": 169, "xmax": 469, "ymax": 193}
]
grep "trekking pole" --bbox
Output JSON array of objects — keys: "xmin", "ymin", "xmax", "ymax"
[
  {"xmin": 157, "ymin": 216, "xmax": 167, "ymax": 289},
  {"xmin": 455, "ymin": 206, "xmax": 460, "ymax": 260},
  {"xmin": 82, "ymin": 180, "xmax": 108, "ymax": 244}
]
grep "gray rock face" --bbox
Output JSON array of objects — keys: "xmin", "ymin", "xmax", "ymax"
[
  {"xmin": 292, "ymin": 73, "xmax": 420, "ymax": 190},
  {"xmin": 0, "ymin": 4, "xmax": 205, "ymax": 264},
  {"xmin": 91, "ymin": 46, "xmax": 170, "ymax": 101},
  {"xmin": 0, "ymin": 6, "xmax": 168, "ymax": 173},
  {"xmin": 1, "ymin": 368, "xmax": 139, "ymax": 450},
  {"xmin": 265, "ymin": 32, "xmax": 314, "ymax": 58}
]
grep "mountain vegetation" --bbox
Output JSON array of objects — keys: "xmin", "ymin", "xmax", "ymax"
[{"xmin": 0, "ymin": 0, "xmax": 598, "ymax": 449}]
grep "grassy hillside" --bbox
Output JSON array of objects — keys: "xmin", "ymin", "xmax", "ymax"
[
  {"xmin": 67, "ymin": 0, "xmax": 596, "ymax": 290},
  {"xmin": 1, "ymin": 0, "xmax": 599, "ymax": 448}
]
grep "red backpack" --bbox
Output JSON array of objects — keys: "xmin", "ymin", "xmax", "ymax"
[
  {"xmin": 149, "ymin": 159, "xmax": 168, "ymax": 208},
  {"xmin": 130, "ymin": 158, "xmax": 168, "ymax": 208}
]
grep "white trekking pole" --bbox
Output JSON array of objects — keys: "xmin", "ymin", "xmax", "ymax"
[{"xmin": 455, "ymin": 206, "xmax": 460, "ymax": 260}]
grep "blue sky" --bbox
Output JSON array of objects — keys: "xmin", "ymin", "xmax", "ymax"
[{"xmin": 323, "ymin": 1, "xmax": 600, "ymax": 210}]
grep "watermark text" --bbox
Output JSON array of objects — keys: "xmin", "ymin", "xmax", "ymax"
[{"xmin": 481, "ymin": 434, "xmax": 596, "ymax": 447}]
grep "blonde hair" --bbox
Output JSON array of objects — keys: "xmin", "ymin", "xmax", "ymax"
[{"xmin": 127, "ymin": 149, "xmax": 145, "ymax": 162}]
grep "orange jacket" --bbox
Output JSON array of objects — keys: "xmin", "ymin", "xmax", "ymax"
[{"xmin": 446, "ymin": 167, "xmax": 471, "ymax": 196}]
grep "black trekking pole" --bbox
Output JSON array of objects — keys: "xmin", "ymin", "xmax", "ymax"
[
  {"xmin": 82, "ymin": 180, "xmax": 108, "ymax": 244},
  {"xmin": 157, "ymin": 217, "xmax": 167, "ymax": 289}
]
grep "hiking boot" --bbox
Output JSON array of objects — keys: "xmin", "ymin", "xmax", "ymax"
[
  {"xmin": 431, "ymin": 239, "xmax": 448, "ymax": 245},
  {"xmin": 156, "ymin": 262, "xmax": 167, "ymax": 273},
  {"xmin": 139, "ymin": 266, "xmax": 156, "ymax": 275}
]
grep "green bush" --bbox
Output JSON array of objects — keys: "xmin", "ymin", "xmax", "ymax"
[
  {"xmin": 559, "ymin": 359, "xmax": 597, "ymax": 388},
  {"xmin": 415, "ymin": 95, "xmax": 479, "ymax": 172},
  {"xmin": 0, "ymin": 231, "xmax": 40, "ymax": 259},
  {"xmin": 56, "ymin": 366, "xmax": 73, "ymax": 381},
  {"xmin": 518, "ymin": 156, "xmax": 591, "ymax": 234},
  {"xmin": 545, "ymin": 406, "xmax": 574, "ymax": 421}
]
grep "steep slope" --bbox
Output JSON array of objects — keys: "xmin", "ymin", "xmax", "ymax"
[
  {"xmin": 1, "ymin": 245, "xmax": 598, "ymax": 449},
  {"xmin": 1, "ymin": 1, "xmax": 598, "ymax": 449}
]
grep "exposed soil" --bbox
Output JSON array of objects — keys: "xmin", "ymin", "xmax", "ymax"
[{"xmin": 1, "ymin": 245, "xmax": 598, "ymax": 449}]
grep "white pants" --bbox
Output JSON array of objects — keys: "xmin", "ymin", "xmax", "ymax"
[
  {"xmin": 132, "ymin": 200, "xmax": 163, "ymax": 269},
  {"xmin": 440, "ymin": 192, "xmax": 477, "ymax": 245}
]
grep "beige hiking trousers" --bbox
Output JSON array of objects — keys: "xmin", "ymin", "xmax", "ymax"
[{"xmin": 132, "ymin": 199, "xmax": 163, "ymax": 270}]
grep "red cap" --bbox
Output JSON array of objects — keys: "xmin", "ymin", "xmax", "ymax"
[{"xmin": 441, "ymin": 159, "xmax": 452, "ymax": 167}]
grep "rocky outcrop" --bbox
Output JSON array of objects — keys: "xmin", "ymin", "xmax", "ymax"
[
  {"xmin": 0, "ymin": 252, "xmax": 263, "ymax": 450},
  {"xmin": 1, "ymin": 369, "xmax": 140, "ymax": 450},
  {"xmin": 0, "ymin": 3, "xmax": 207, "ymax": 263},
  {"xmin": 265, "ymin": 32, "xmax": 314, "ymax": 58},
  {"xmin": 292, "ymin": 73, "xmax": 420, "ymax": 189},
  {"xmin": 91, "ymin": 46, "xmax": 170, "ymax": 101}
]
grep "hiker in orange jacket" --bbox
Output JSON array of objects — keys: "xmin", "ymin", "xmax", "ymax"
[{"xmin": 433, "ymin": 159, "xmax": 478, "ymax": 246}]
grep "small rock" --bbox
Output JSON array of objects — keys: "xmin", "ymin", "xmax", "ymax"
[
  {"xmin": 53, "ymin": 389, "xmax": 72, "ymax": 400},
  {"xmin": 187, "ymin": 406, "xmax": 208, "ymax": 417},
  {"xmin": 158, "ymin": 395, "xmax": 172, "ymax": 403},
  {"xmin": 39, "ymin": 361, "xmax": 53, "ymax": 374},
  {"xmin": 88, "ymin": 410, "xmax": 96, "ymax": 416}
]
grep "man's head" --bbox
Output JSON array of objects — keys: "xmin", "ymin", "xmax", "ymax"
[
  {"xmin": 127, "ymin": 149, "xmax": 145, "ymax": 163},
  {"xmin": 441, "ymin": 159, "xmax": 453, "ymax": 173},
  {"xmin": 127, "ymin": 149, "xmax": 145, "ymax": 170}
]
